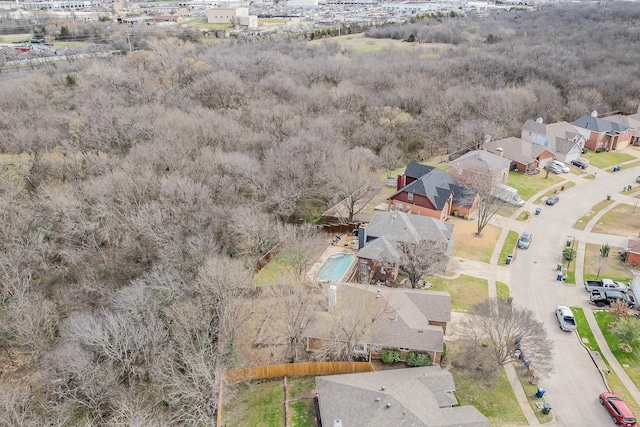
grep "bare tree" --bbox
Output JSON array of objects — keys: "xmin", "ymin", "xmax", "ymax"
[
  {"xmin": 397, "ymin": 240, "xmax": 449, "ymax": 288},
  {"xmin": 461, "ymin": 180, "xmax": 506, "ymax": 237},
  {"xmin": 457, "ymin": 298, "xmax": 554, "ymax": 378},
  {"xmin": 278, "ymin": 225, "xmax": 325, "ymax": 284},
  {"xmin": 328, "ymin": 147, "xmax": 379, "ymax": 224}
]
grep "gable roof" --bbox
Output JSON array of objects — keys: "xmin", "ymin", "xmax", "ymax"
[
  {"xmin": 572, "ymin": 115, "xmax": 630, "ymax": 135},
  {"xmin": 484, "ymin": 137, "xmax": 536, "ymax": 164},
  {"xmin": 450, "ymin": 150, "xmax": 510, "ymax": 176},
  {"xmin": 316, "ymin": 367, "xmax": 490, "ymax": 427},
  {"xmin": 628, "ymin": 238, "xmax": 640, "ymax": 255},
  {"xmin": 391, "ymin": 163, "xmax": 475, "ymax": 209},
  {"xmin": 365, "ymin": 210, "xmax": 454, "ymax": 244},
  {"xmin": 303, "ymin": 282, "xmax": 450, "ymax": 352}
]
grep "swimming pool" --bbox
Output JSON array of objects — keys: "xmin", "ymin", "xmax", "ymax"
[{"xmin": 317, "ymin": 253, "xmax": 355, "ymax": 282}]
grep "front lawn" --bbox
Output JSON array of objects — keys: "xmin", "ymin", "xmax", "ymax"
[
  {"xmin": 593, "ymin": 311, "xmax": 640, "ymax": 388},
  {"xmin": 427, "ymin": 274, "xmax": 488, "ymax": 311},
  {"xmin": 573, "ymin": 199, "xmax": 615, "ymax": 230},
  {"xmin": 582, "ymin": 151, "xmax": 636, "ymax": 169},
  {"xmin": 508, "ymin": 170, "xmax": 563, "ymax": 200},
  {"xmin": 450, "ymin": 218, "xmax": 500, "ymax": 263},
  {"xmin": 496, "ymin": 281, "xmax": 510, "ymax": 300},
  {"xmin": 451, "ymin": 365, "xmax": 527, "ymax": 426},
  {"xmin": 582, "ymin": 243, "xmax": 631, "ymax": 283},
  {"xmin": 591, "ymin": 203, "xmax": 640, "ymax": 237}
]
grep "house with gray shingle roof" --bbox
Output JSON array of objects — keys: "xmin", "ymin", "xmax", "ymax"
[
  {"xmin": 302, "ymin": 282, "xmax": 451, "ymax": 363},
  {"xmin": 572, "ymin": 112, "xmax": 634, "ymax": 152},
  {"xmin": 315, "ymin": 366, "xmax": 490, "ymax": 427},
  {"xmin": 388, "ymin": 162, "xmax": 478, "ymax": 220},
  {"xmin": 602, "ymin": 111, "xmax": 640, "ymax": 147},
  {"xmin": 356, "ymin": 210, "xmax": 453, "ymax": 282},
  {"xmin": 483, "ymin": 136, "xmax": 554, "ymax": 175},
  {"xmin": 521, "ymin": 119, "xmax": 586, "ymax": 163},
  {"xmin": 448, "ymin": 149, "xmax": 511, "ymax": 188}
]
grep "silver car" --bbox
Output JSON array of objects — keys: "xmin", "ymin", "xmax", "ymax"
[
  {"xmin": 518, "ymin": 232, "xmax": 532, "ymax": 249},
  {"xmin": 556, "ymin": 306, "xmax": 577, "ymax": 331}
]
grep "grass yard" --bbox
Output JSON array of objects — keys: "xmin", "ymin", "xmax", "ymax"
[
  {"xmin": 594, "ymin": 311, "xmax": 640, "ymax": 388},
  {"xmin": 253, "ymin": 252, "xmax": 292, "ymax": 286},
  {"xmin": 591, "ymin": 203, "xmax": 640, "ymax": 237},
  {"xmin": 311, "ymin": 33, "xmax": 448, "ymax": 56},
  {"xmin": 499, "ymin": 231, "xmax": 519, "ymax": 266},
  {"xmin": 290, "ymin": 400, "xmax": 315, "ymax": 427},
  {"xmin": 582, "ymin": 151, "xmax": 636, "ymax": 169},
  {"xmin": 582, "ymin": 243, "xmax": 632, "ymax": 283},
  {"xmin": 496, "ymin": 281, "xmax": 510, "ymax": 300},
  {"xmin": 0, "ymin": 33, "xmax": 31, "ymax": 43},
  {"xmin": 427, "ymin": 274, "xmax": 488, "ymax": 311},
  {"xmin": 508, "ymin": 170, "xmax": 564, "ymax": 200},
  {"xmin": 224, "ymin": 379, "xmax": 286, "ymax": 427},
  {"xmin": 572, "ymin": 307, "xmax": 599, "ymax": 351},
  {"xmin": 534, "ymin": 181, "xmax": 575, "ymax": 203},
  {"xmin": 573, "ymin": 199, "xmax": 615, "ymax": 230},
  {"xmin": 451, "ymin": 365, "xmax": 527, "ymax": 426},
  {"xmin": 450, "ymin": 218, "xmax": 500, "ymax": 263}
]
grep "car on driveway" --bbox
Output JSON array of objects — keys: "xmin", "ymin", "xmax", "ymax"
[
  {"xmin": 546, "ymin": 196, "xmax": 559, "ymax": 205},
  {"xmin": 600, "ymin": 392, "xmax": 636, "ymax": 426},
  {"xmin": 556, "ymin": 306, "xmax": 577, "ymax": 331},
  {"xmin": 550, "ymin": 164, "xmax": 564, "ymax": 174},
  {"xmin": 571, "ymin": 159, "xmax": 589, "ymax": 169},
  {"xmin": 518, "ymin": 232, "xmax": 533, "ymax": 249},
  {"xmin": 553, "ymin": 160, "xmax": 570, "ymax": 173}
]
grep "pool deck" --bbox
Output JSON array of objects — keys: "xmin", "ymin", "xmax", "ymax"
[{"xmin": 307, "ymin": 235, "xmax": 358, "ymax": 282}]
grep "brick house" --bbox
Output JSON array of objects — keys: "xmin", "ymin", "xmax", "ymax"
[
  {"xmin": 303, "ymin": 282, "xmax": 451, "ymax": 364},
  {"xmin": 388, "ymin": 162, "xmax": 478, "ymax": 220},
  {"xmin": 572, "ymin": 112, "xmax": 634, "ymax": 152},
  {"xmin": 356, "ymin": 210, "xmax": 454, "ymax": 282},
  {"xmin": 625, "ymin": 238, "xmax": 640, "ymax": 266}
]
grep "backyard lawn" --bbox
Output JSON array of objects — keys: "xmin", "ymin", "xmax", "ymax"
[{"xmin": 224, "ymin": 379, "xmax": 286, "ymax": 427}]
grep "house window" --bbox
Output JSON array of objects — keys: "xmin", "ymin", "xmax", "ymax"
[
  {"xmin": 399, "ymin": 347, "xmax": 410, "ymax": 352},
  {"xmin": 395, "ymin": 202, "xmax": 402, "ymax": 211},
  {"xmin": 408, "ymin": 192, "xmax": 413, "ymax": 201}
]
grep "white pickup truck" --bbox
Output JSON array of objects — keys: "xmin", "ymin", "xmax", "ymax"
[{"xmin": 584, "ymin": 278, "xmax": 628, "ymax": 293}]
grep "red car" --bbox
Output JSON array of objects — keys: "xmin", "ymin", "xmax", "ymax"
[{"xmin": 600, "ymin": 392, "xmax": 636, "ymax": 426}]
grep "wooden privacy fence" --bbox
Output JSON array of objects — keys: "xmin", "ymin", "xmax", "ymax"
[
  {"xmin": 317, "ymin": 223, "xmax": 360, "ymax": 235},
  {"xmin": 223, "ymin": 361, "xmax": 374, "ymax": 383}
]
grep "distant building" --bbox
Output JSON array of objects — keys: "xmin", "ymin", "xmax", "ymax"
[
  {"xmin": 206, "ymin": 7, "xmax": 258, "ymax": 28},
  {"xmin": 380, "ymin": 1, "xmax": 440, "ymax": 13},
  {"xmin": 287, "ymin": 0, "xmax": 319, "ymax": 7}
]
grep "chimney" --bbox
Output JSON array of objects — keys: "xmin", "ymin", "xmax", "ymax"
[
  {"xmin": 484, "ymin": 134, "xmax": 491, "ymax": 145},
  {"xmin": 591, "ymin": 110, "xmax": 598, "ymax": 118},
  {"xmin": 396, "ymin": 173, "xmax": 407, "ymax": 190},
  {"xmin": 496, "ymin": 147, "xmax": 504, "ymax": 157},
  {"xmin": 536, "ymin": 117, "xmax": 543, "ymax": 124}
]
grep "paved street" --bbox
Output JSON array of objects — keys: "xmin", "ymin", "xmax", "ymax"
[{"xmin": 451, "ymin": 151, "xmax": 640, "ymax": 427}]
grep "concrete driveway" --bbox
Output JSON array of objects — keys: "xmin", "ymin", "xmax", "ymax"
[{"xmin": 508, "ymin": 156, "xmax": 640, "ymax": 426}]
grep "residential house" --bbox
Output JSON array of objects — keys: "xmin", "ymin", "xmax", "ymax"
[
  {"xmin": 315, "ymin": 366, "xmax": 490, "ymax": 427},
  {"xmin": 602, "ymin": 106, "xmax": 640, "ymax": 146},
  {"xmin": 483, "ymin": 136, "xmax": 554, "ymax": 175},
  {"xmin": 448, "ymin": 149, "xmax": 511, "ymax": 188},
  {"xmin": 356, "ymin": 210, "xmax": 454, "ymax": 282},
  {"xmin": 388, "ymin": 162, "xmax": 478, "ymax": 220},
  {"xmin": 302, "ymin": 282, "xmax": 451, "ymax": 364},
  {"xmin": 572, "ymin": 112, "xmax": 634, "ymax": 152},
  {"xmin": 624, "ymin": 238, "xmax": 640, "ymax": 266},
  {"xmin": 521, "ymin": 119, "xmax": 585, "ymax": 164}
]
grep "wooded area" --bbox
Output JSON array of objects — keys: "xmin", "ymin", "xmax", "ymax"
[{"xmin": 1, "ymin": 2, "xmax": 640, "ymax": 424}]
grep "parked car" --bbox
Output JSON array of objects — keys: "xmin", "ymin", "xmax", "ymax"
[
  {"xmin": 553, "ymin": 160, "xmax": 570, "ymax": 173},
  {"xmin": 571, "ymin": 159, "xmax": 589, "ymax": 169},
  {"xmin": 550, "ymin": 164, "xmax": 564, "ymax": 174},
  {"xmin": 636, "ymin": 175, "xmax": 640, "ymax": 184},
  {"xmin": 555, "ymin": 306, "xmax": 577, "ymax": 331},
  {"xmin": 590, "ymin": 289, "xmax": 636, "ymax": 308},
  {"xmin": 600, "ymin": 392, "xmax": 636, "ymax": 426},
  {"xmin": 518, "ymin": 232, "xmax": 533, "ymax": 249},
  {"xmin": 546, "ymin": 196, "xmax": 559, "ymax": 205}
]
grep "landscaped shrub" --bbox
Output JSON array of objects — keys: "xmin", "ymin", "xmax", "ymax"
[
  {"xmin": 380, "ymin": 348, "xmax": 402, "ymax": 364},
  {"xmin": 406, "ymin": 351, "xmax": 432, "ymax": 367}
]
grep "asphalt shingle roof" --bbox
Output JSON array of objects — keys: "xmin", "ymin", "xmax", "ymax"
[
  {"xmin": 572, "ymin": 115, "xmax": 630, "ymax": 134},
  {"xmin": 316, "ymin": 367, "xmax": 490, "ymax": 427},
  {"xmin": 450, "ymin": 150, "xmax": 511, "ymax": 175}
]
